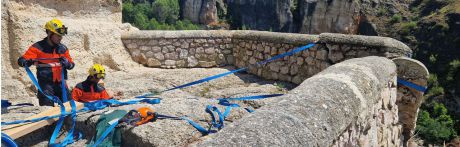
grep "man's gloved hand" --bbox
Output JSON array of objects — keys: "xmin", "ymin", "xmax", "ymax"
[
  {"xmin": 59, "ymin": 57, "xmax": 73, "ymax": 69},
  {"xmin": 18, "ymin": 58, "xmax": 34, "ymax": 67}
]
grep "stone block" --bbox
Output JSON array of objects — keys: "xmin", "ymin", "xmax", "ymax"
[
  {"xmin": 297, "ymin": 57, "xmax": 304, "ymax": 65},
  {"xmin": 290, "ymin": 64, "xmax": 299, "ymax": 75},
  {"xmin": 148, "ymin": 40, "xmax": 158, "ymax": 46},
  {"xmin": 164, "ymin": 60, "xmax": 176, "ymax": 66},
  {"xmin": 280, "ymin": 66, "xmax": 289, "ymax": 74},
  {"xmin": 145, "ymin": 51, "xmax": 154, "ymax": 58},
  {"xmin": 176, "ymin": 60, "xmax": 186, "ymax": 67},
  {"xmin": 154, "ymin": 53, "xmax": 165, "ymax": 61},
  {"xmin": 198, "ymin": 61, "xmax": 216, "ymax": 67},
  {"xmin": 270, "ymin": 47, "xmax": 278, "ymax": 55},
  {"xmin": 161, "ymin": 47, "xmax": 168, "ymax": 53},
  {"xmin": 292, "ymin": 75, "xmax": 304, "ymax": 84},
  {"xmin": 147, "ymin": 58, "xmax": 161, "ymax": 67},
  {"xmin": 246, "ymin": 50, "xmax": 253, "ymax": 56},
  {"xmin": 196, "ymin": 47, "xmax": 204, "ymax": 54},
  {"xmin": 269, "ymin": 62, "xmax": 280, "ymax": 72},
  {"xmin": 329, "ymin": 51, "xmax": 344, "ymax": 63},
  {"xmin": 257, "ymin": 45, "xmax": 264, "ymax": 52},
  {"xmin": 179, "ymin": 49, "xmax": 189, "ymax": 59},
  {"xmin": 249, "ymin": 57, "xmax": 257, "ymax": 64},
  {"xmin": 305, "ymin": 57, "xmax": 315, "ymax": 65},
  {"xmin": 181, "ymin": 43, "xmax": 189, "ymax": 48},
  {"xmin": 126, "ymin": 43, "xmax": 138, "ymax": 49},
  {"xmin": 264, "ymin": 46, "xmax": 271, "ymax": 54},
  {"xmin": 226, "ymin": 56, "xmax": 234, "ymax": 65},
  {"xmin": 205, "ymin": 47, "xmax": 215, "ymax": 54},
  {"xmin": 316, "ymin": 49, "xmax": 328, "ymax": 60},
  {"xmin": 222, "ymin": 49, "xmax": 232, "ymax": 55},
  {"xmin": 173, "ymin": 41, "xmax": 181, "ymax": 47},
  {"xmin": 152, "ymin": 46, "xmax": 161, "ymax": 52},
  {"xmin": 187, "ymin": 56, "xmax": 198, "ymax": 67}
]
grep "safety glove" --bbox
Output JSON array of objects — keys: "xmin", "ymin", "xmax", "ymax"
[
  {"xmin": 18, "ymin": 57, "xmax": 34, "ymax": 67},
  {"xmin": 59, "ymin": 57, "xmax": 73, "ymax": 69}
]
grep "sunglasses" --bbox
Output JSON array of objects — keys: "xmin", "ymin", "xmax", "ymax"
[{"xmin": 56, "ymin": 25, "xmax": 68, "ymax": 35}]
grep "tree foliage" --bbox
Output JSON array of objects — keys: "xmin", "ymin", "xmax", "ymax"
[{"xmin": 416, "ymin": 103, "xmax": 457, "ymax": 145}]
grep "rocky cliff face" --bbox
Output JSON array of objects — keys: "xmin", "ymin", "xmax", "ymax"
[
  {"xmin": 177, "ymin": 0, "xmax": 413, "ymax": 35},
  {"xmin": 179, "ymin": 0, "xmax": 218, "ymax": 24},
  {"xmin": 297, "ymin": 0, "xmax": 359, "ymax": 34},
  {"xmin": 226, "ymin": 0, "xmax": 294, "ymax": 32}
]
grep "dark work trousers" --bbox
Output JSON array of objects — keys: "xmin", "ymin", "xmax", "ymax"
[{"xmin": 37, "ymin": 79, "xmax": 71, "ymax": 106}]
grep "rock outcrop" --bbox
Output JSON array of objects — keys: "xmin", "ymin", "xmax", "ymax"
[
  {"xmin": 225, "ymin": 0, "xmax": 293, "ymax": 32},
  {"xmin": 180, "ymin": 0, "xmax": 218, "ymax": 24}
]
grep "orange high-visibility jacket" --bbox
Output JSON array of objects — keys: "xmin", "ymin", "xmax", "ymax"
[
  {"xmin": 20, "ymin": 38, "xmax": 74, "ymax": 82},
  {"xmin": 72, "ymin": 79, "xmax": 111, "ymax": 102}
]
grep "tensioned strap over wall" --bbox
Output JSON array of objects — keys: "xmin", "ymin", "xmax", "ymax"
[{"xmin": 194, "ymin": 56, "xmax": 401, "ymax": 146}]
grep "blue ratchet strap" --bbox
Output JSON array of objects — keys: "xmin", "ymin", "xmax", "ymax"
[
  {"xmin": 217, "ymin": 94, "xmax": 284, "ymax": 117},
  {"xmin": 256, "ymin": 43, "xmax": 316, "ymax": 65},
  {"xmin": 162, "ymin": 68, "xmax": 248, "ymax": 92},
  {"xmin": 181, "ymin": 105, "xmax": 225, "ymax": 135},
  {"xmin": 25, "ymin": 66, "xmax": 66, "ymax": 147},
  {"xmin": 138, "ymin": 43, "xmax": 316, "ymax": 97},
  {"xmin": 181, "ymin": 117, "xmax": 212, "ymax": 135},
  {"xmin": 205, "ymin": 105, "xmax": 225, "ymax": 130},
  {"xmin": 397, "ymin": 78, "xmax": 427, "ymax": 92},
  {"xmin": 2, "ymin": 133, "xmax": 18, "ymax": 147},
  {"xmin": 84, "ymin": 98, "xmax": 161, "ymax": 111},
  {"xmin": 48, "ymin": 96, "xmax": 65, "ymax": 147},
  {"xmin": 60, "ymin": 67, "xmax": 81, "ymax": 146}
]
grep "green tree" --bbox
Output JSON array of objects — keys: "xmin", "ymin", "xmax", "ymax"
[
  {"xmin": 416, "ymin": 103, "xmax": 457, "ymax": 145},
  {"xmin": 133, "ymin": 12, "xmax": 149, "ymax": 29},
  {"xmin": 122, "ymin": 2, "xmax": 135, "ymax": 23},
  {"xmin": 152, "ymin": 0, "xmax": 179, "ymax": 24}
]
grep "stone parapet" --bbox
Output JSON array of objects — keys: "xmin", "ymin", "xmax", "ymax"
[
  {"xmin": 122, "ymin": 30, "xmax": 412, "ymax": 84},
  {"xmin": 195, "ymin": 56, "xmax": 401, "ymax": 146}
]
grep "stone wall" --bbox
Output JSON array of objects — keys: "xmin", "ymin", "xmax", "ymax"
[
  {"xmin": 195, "ymin": 56, "xmax": 401, "ymax": 146},
  {"xmin": 122, "ymin": 31, "xmax": 234, "ymax": 68},
  {"xmin": 122, "ymin": 31, "xmax": 411, "ymax": 84}
]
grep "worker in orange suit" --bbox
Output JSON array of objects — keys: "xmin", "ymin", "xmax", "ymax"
[
  {"xmin": 72, "ymin": 64, "xmax": 112, "ymax": 102},
  {"xmin": 17, "ymin": 18, "xmax": 75, "ymax": 106}
]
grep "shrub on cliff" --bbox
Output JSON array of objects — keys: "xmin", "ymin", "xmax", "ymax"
[
  {"xmin": 122, "ymin": 0, "xmax": 202, "ymax": 30},
  {"xmin": 416, "ymin": 102, "xmax": 457, "ymax": 145}
]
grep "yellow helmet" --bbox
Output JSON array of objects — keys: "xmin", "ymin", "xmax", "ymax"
[
  {"xmin": 88, "ymin": 64, "xmax": 105, "ymax": 79},
  {"xmin": 44, "ymin": 18, "xmax": 68, "ymax": 36}
]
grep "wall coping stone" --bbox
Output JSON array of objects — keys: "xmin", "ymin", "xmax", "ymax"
[{"xmin": 122, "ymin": 31, "xmax": 412, "ymax": 56}]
